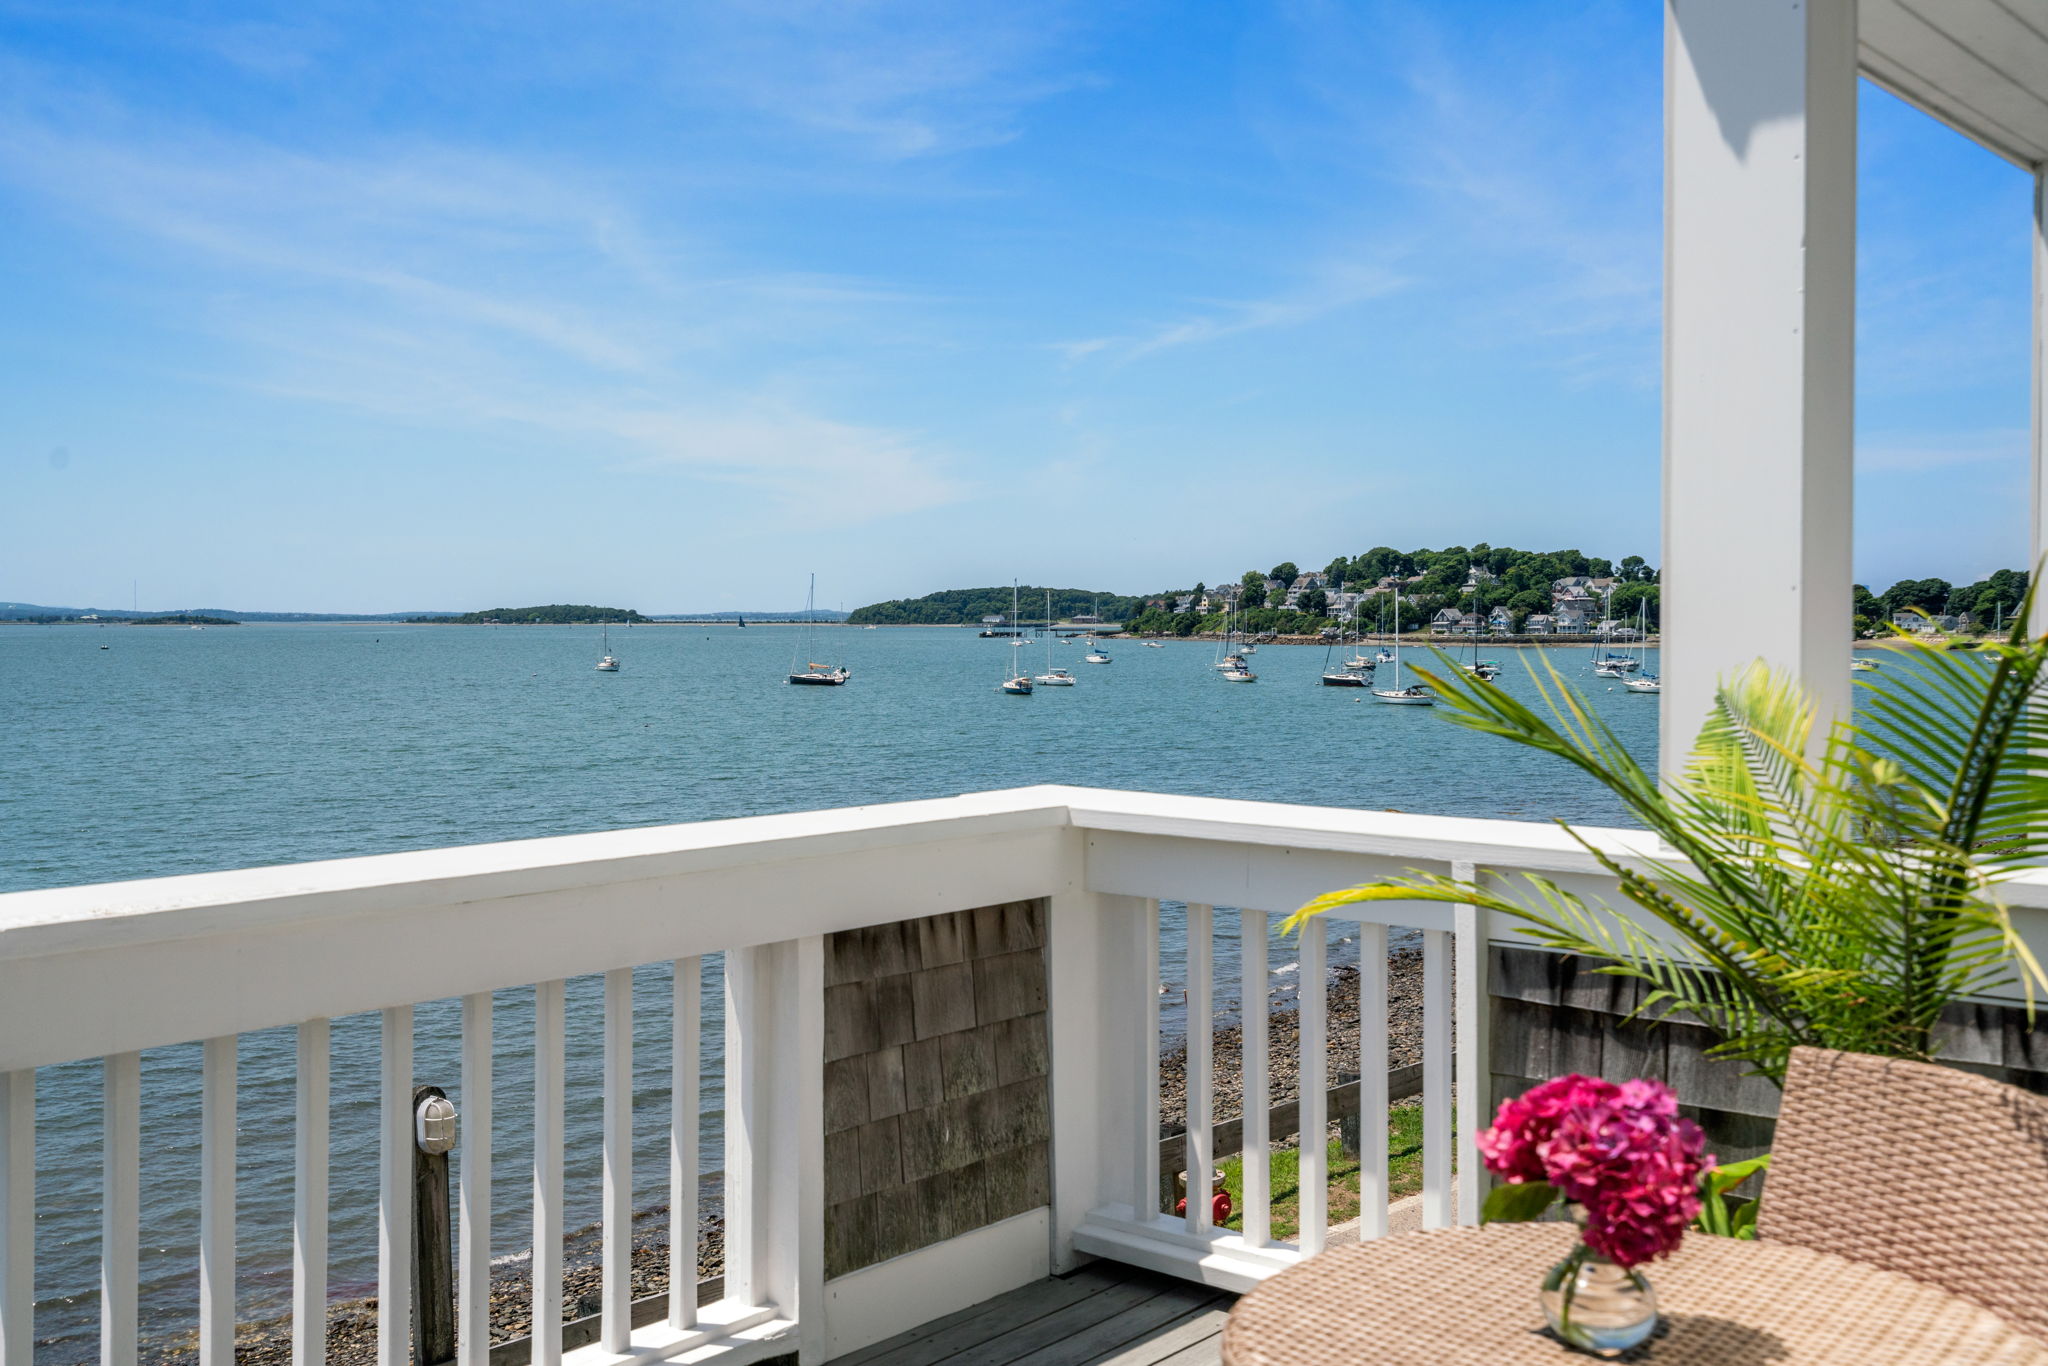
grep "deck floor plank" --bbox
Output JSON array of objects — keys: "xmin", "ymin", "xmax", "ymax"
[
  {"xmin": 831, "ymin": 1261, "xmax": 1234, "ymax": 1366},
  {"xmin": 829, "ymin": 1265, "xmax": 1128, "ymax": 1366}
]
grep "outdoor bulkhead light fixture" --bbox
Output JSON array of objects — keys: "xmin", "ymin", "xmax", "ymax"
[{"xmin": 416, "ymin": 1093, "xmax": 457, "ymax": 1154}]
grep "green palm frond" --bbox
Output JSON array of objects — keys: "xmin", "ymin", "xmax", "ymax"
[{"xmin": 1292, "ymin": 607, "xmax": 2048, "ymax": 1085}]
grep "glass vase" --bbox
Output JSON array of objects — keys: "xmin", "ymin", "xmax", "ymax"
[{"xmin": 1540, "ymin": 1225, "xmax": 1658, "ymax": 1357}]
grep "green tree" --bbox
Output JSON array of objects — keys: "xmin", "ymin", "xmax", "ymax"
[
  {"xmin": 1619, "ymin": 555, "xmax": 1648, "ymax": 583},
  {"xmin": 1609, "ymin": 583, "xmax": 1660, "ymax": 629},
  {"xmin": 1324, "ymin": 556, "xmax": 1353, "ymax": 589},
  {"xmin": 1240, "ymin": 571, "xmax": 1268, "ymax": 609},
  {"xmin": 1269, "ymin": 561, "xmax": 1298, "ymax": 586},
  {"xmin": 1881, "ymin": 578, "xmax": 1952, "ymax": 617},
  {"xmin": 1301, "ymin": 587, "xmax": 1329, "ymax": 617}
]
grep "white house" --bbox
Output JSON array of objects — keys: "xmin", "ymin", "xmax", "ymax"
[{"xmin": 1524, "ymin": 613, "xmax": 1557, "ymax": 636}]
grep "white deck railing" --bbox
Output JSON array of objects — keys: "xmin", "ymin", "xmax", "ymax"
[{"xmin": 7, "ymin": 786, "xmax": 2039, "ymax": 1365}]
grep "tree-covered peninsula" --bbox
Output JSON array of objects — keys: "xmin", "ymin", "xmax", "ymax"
[
  {"xmin": 847, "ymin": 588, "xmax": 1146, "ymax": 625},
  {"xmin": 417, "ymin": 605, "xmax": 649, "ymax": 624}
]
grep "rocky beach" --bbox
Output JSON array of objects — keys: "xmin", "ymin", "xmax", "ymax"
[{"xmin": 1160, "ymin": 947, "xmax": 1429, "ymax": 1134}]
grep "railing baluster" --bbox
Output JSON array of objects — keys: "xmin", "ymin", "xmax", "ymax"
[
  {"xmin": 1238, "ymin": 909, "xmax": 1269, "ymax": 1248},
  {"xmin": 293, "ymin": 1020, "xmax": 329, "ymax": 1366},
  {"xmin": 602, "ymin": 969, "xmax": 632, "ymax": 1351},
  {"xmin": 723, "ymin": 950, "xmax": 757, "ymax": 1308},
  {"xmin": 1453, "ymin": 863, "xmax": 1491, "ymax": 1227},
  {"xmin": 102, "ymin": 1051, "xmax": 140, "ymax": 1366},
  {"xmin": 1297, "ymin": 920, "xmax": 1327, "ymax": 1255},
  {"xmin": 199, "ymin": 1037, "xmax": 236, "ymax": 1366},
  {"xmin": 670, "ymin": 958, "xmax": 701, "ymax": 1332},
  {"xmin": 1422, "ymin": 927, "xmax": 1453, "ymax": 1229},
  {"xmin": 1183, "ymin": 905, "xmax": 1214, "ymax": 1234},
  {"xmin": 459, "ymin": 994, "xmax": 492, "ymax": 1366},
  {"xmin": 378, "ymin": 1008, "xmax": 413, "ymax": 1366},
  {"xmin": 1356, "ymin": 924, "xmax": 1390, "ymax": 1240},
  {"xmin": 1, "ymin": 1069, "xmax": 33, "ymax": 1366},
  {"xmin": 532, "ymin": 980, "xmax": 565, "ymax": 1366},
  {"xmin": 1134, "ymin": 899, "xmax": 1161, "ymax": 1219}
]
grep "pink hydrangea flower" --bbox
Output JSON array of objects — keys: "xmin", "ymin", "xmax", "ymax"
[{"xmin": 1478, "ymin": 1073, "xmax": 1711, "ymax": 1268}]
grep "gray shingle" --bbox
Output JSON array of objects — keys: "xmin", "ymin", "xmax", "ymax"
[{"xmin": 912, "ymin": 961, "xmax": 977, "ymax": 1039}]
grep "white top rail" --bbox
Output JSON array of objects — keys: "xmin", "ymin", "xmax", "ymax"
[{"xmin": 2, "ymin": 785, "xmax": 2043, "ymax": 1071}]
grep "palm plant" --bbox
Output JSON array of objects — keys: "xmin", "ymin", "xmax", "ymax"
[{"xmin": 1286, "ymin": 612, "xmax": 2048, "ymax": 1085}]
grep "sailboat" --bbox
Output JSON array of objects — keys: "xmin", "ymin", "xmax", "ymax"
[
  {"xmin": 1218, "ymin": 601, "xmax": 1256, "ymax": 680},
  {"xmin": 1035, "ymin": 590, "xmax": 1075, "ymax": 685},
  {"xmin": 1461, "ymin": 622, "xmax": 1500, "ymax": 681},
  {"xmin": 1622, "ymin": 600, "xmax": 1660, "ymax": 692},
  {"xmin": 1371, "ymin": 586, "xmax": 1433, "ymax": 705},
  {"xmin": 787, "ymin": 575, "xmax": 850, "ymax": 685},
  {"xmin": 1592, "ymin": 599, "xmax": 1641, "ymax": 675},
  {"xmin": 1320, "ymin": 628, "xmax": 1372, "ymax": 686},
  {"xmin": 595, "ymin": 624, "xmax": 621, "ymax": 672},
  {"xmin": 736, "ymin": 613, "xmax": 746, "ymax": 628},
  {"xmin": 1000, "ymin": 582, "xmax": 1033, "ymax": 694}
]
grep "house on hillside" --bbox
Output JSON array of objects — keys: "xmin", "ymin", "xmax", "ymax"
[
  {"xmin": 1430, "ymin": 607, "xmax": 1464, "ymax": 634},
  {"xmin": 1466, "ymin": 565, "xmax": 1498, "ymax": 587},
  {"xmin": 1555, "ymin": 604, "xmax": 1592, "ymax": 634},
  {"xmin": 1525, "ymin": 613, "xmax": 1557, "ymax": 636},
  {"xmin": 1488, "ymin": 605, "xmax": 1513, "ymax": 634}
]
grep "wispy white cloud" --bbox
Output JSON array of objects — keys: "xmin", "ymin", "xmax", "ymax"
[
  {"xmin": 663, "ymin": 0, "xmax": 1097, "ymax": 159},
  {"xmin": 1275, "ymin": 0, "xmax": 1662, "ymax": 383},
  {"xmin": 1060, "ymin": 258, "xmax": 1408, "ymax": 364},
  {"xmin": 0, "ymin": 80, "xmax": 970, "ymax": 522}
]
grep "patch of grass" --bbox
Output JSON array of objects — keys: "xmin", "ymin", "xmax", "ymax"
[{"xmin": 1213, "ymin": 1101, "xmax": 1435, "ymax": 1240}]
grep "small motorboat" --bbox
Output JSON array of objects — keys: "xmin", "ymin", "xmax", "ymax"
[
  {"xmin": 1851, "ymin": 657, "xmax": 1880, "ymax": 672},
  {"xmin": 1085, "ymin": 650, "xmax": 1112, "ymax": 663}
]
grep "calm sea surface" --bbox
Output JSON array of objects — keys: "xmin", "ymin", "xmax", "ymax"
[{"xmin": 0, "ymin": 622, "xmax": 1663, "ymax": 1357}]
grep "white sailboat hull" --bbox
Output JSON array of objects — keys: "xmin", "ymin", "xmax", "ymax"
[{"xmin": 1371, "ymin": 689, "xmax": 1434, "ymax": 705}]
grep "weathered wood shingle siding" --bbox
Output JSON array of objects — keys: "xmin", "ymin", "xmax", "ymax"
[{"xmin": 822, "ymin": 901, "xmax": 1052, "ymax": 1279}]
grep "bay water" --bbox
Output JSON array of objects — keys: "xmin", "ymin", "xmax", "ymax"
[{"xmin": 0, "ymin": 622, "xmax": 1661, "ymax": 1357}]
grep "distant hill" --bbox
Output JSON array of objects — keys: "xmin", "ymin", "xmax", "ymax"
[
  {"xmin": 416, "ymin": 604, "xmax": 650, "ymax": 624},
  {"xmin": 847, "ymin": 587, "xmax": 1142, "ymax": 626},
  {"xmin": 0, "ymin": 602, "xmax": 452, "ymax": 622}
]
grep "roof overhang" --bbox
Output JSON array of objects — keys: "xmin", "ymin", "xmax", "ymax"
[{"xmin": 1860, "ymin": 0, "xmax": 2048, "ymax": 170}]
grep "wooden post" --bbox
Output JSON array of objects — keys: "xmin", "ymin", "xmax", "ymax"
[{"xmin": 412, "ymin": 1085, "xmax": 455, "ymax": 1366}]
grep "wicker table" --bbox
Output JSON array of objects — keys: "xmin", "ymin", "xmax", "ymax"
[{"xmin": 1220, "ymin": 1223, "xmax": 2048, "ymax": 1365}]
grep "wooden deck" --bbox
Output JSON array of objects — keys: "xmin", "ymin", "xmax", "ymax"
[{"xmin": 826, "ymin": 1261, "xmax": 1236, "ymax": 1366}]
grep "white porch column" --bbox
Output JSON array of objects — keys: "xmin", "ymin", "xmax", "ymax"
[
  {"xmin": 1662, "ymin": 0, "xmax": 1858, "ymax": 777},
  {"xmin": 2031, "ymin": 169, "xmax": 2048, "ymax": 630}
]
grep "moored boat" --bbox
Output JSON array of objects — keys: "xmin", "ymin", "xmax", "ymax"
[{"xmin": 787, "ymin": 575, "xmax": 850, "ymax": 685}]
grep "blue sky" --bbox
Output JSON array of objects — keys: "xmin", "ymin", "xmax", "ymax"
[{"xmin": 0, "ymin": 0, "xmax": 2034, "ymax": 613}]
